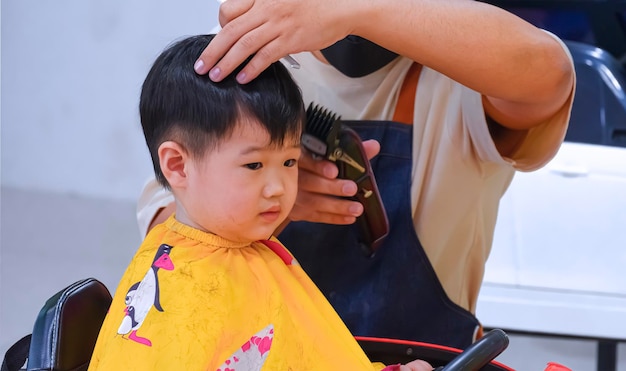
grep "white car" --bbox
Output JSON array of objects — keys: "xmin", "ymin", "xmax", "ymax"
[{"xmin": 477, "ymin": 38, "xmax": 626, "ymax": 348}]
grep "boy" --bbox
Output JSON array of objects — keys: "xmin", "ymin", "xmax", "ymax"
[{"xmin": 89, "ymin": 34, "xmax": 427, "ymax": 371}]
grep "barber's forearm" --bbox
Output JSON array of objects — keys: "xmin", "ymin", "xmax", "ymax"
[{"xmin": 352, "ymin": 0, "xmax": 573, "ymax": 121}]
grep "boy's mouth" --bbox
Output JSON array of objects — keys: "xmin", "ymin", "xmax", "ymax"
[{"xmin": 260, "ymin": 206, "xmax": 282, "ymax": 222}]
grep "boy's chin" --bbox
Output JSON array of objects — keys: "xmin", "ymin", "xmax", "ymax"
[
  {"xmin": 249, "ymin": 229, "xmax": 279, "ymax": 242},
  {"xmin": 233, "ymin": 226, "xmax": 279, "ymax": 243}
]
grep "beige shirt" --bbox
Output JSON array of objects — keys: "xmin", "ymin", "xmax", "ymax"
[{"xmin": 138, "ymin": 32, "xmax": 574, "ymax": 313}]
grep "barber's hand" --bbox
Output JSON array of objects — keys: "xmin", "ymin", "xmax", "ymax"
[
  {"xmin": 401, "ymin": 360, "xmax": 433, "ymax": 371},
  {"xmin": 195, "ymin": 0, "xmax": 356, "ymax": 83},
  {"xmin": 381, "ymin": 360, "xmax": 433, "ymax": 371},
  {"xmin": 287, "ymin": 139, "xmax": 380, "ymax": 225}
]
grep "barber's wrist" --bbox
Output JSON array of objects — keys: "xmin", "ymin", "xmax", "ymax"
[{"xmin": 349, "ymin": 0, "xmax": 388, "ymax": 41}]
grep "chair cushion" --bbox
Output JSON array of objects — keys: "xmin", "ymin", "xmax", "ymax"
[{"xmin": 27, "ymin": 278, "xmax": 111, "ymax": 371}]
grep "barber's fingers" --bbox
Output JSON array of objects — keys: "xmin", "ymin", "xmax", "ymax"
[
  {"xmin": 292, "ymin": 162, "xmax": 363, "ymax": 224},
  {"xmin": 198, "ymin": 0, "xmax": 302, "ymax": 81},
  {"xmin": 196, "ymin": 0, "xmax": 354, "ymax": 82},
  {"xmin": 361, "ymin": 139, "xmax": 381, "ymax": 160},
  {"xmin": 289, "ymin": 191, "xmax": 363, "ymax": 224},
  {"xmin": 197, "ymin": 0, "xmax": 266, "ymax": 78},
  {"xmin": 298, "ymin": 151, "xmax": 338, "ymax": 178},
  {"xmin": 227, "ymin": 33, "xmax": 295, "ymax": 83},
  {"xmin": 199, "ymin": 24, "xmax": 298, "ymax": 83},
  {"xmin": 298, "ymin": 165, "xmax": 357, "ymax": 196},
  {"xmin": 216, "ymin": 0, "xmax": 246, "ymax": 25},
  {"xmin": 400, "ymin": 360, "xmax": 433, "ymax": 371},
  {"xmin": 217, "ymin": 0, "xmax": 251, "ymax": 26},
  {"xmin": 298, "ymin": 139, "xmax": 380, "ymax": 178},
  {"xmin": 291, "ymin": 138, "xmax": 380, "ymax": 225}
]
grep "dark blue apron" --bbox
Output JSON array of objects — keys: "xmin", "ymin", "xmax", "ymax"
[{"xmin": 279, "ymin": 119, "xmax": 480, "ymax": 350}]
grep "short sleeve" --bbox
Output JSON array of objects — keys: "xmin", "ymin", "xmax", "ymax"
[
  {"xmin": 507, "ymin": 30, "xmax": 576, "ymax": 171},
  {"xmin": 136, "ymin": 177, "xmax": 174, "ymax": 237}
]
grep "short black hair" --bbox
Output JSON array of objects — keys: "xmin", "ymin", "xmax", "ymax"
[{"xmin": 140, "ymin": 34, "xmax": 305, "ymax": 188}]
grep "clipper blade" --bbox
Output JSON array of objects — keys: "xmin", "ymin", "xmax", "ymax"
[{"xmin": 302, "ymin": 103, "xmax": 341, "ymax": 157}]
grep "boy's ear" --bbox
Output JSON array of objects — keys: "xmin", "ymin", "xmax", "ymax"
[{"xmin": 158, "ymin": 141, "xmax": 189, "ymax": 189}]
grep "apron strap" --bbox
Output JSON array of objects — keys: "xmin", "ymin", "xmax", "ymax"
[{"xmin": 392, "ymin": 63, "xmax": 422, "ymax": 125}]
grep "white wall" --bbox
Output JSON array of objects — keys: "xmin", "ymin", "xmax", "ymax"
[{"xmin": 1, "ymin": 0, "xmax": 220, "ymax": 201}]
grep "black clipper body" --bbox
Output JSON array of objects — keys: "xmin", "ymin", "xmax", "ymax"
[{"xmin": 302, "ymin": 103, "xmax": 389, "ymax": 256}]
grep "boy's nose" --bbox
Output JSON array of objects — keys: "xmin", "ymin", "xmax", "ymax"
[{"xmin": 262, "ymin": 177, "xmax": 286, "ymax": 198}]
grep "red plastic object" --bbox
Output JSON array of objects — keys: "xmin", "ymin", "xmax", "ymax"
[{"xmin": 544, "ymin": 362, "xmax": 573, "ymax": 371}]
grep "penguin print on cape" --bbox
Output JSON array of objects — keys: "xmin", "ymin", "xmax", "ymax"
[{"xmin": 117, "ymin": 243, "xmax": 174, "ymax": 346}]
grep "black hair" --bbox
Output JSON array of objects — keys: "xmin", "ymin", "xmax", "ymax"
[{"xmin": 140, "ymin": 34, "xmax": 305, "ymax": 188}]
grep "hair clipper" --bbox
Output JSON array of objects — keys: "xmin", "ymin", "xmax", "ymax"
[{"xmin": 302, "ymin": 103, "xmax": 389, "ymax": 256}]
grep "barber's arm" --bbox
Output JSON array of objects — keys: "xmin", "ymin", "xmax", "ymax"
[{"xmin": 197, "ymin": 0, "xmax": 573, "ymax": 130}]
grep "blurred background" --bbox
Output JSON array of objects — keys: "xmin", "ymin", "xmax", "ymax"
[{"xmin": 2, "ymin": 0, "xmax": 626, "ymax": 370}]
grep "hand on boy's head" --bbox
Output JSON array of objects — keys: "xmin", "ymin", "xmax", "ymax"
[{"xmin": 195, "ymin": 0, "xmax": 353, "ymax": 83}]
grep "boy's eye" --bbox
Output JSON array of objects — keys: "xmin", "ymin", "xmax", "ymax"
[
  {"xmin": 245, "ymin": 162, "xmax": 262, "ymax": 170},
  {"xmin": 284, "ymin": 159, "xmax": 297, "ymax": 167}
]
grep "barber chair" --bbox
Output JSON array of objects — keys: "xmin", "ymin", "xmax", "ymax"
[{"xmin": 1, "ymin": 278, "xmax": 112, "ymax": 371}]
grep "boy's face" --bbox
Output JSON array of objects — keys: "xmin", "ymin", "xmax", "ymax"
[{"xmin": 177, "ymin": 120, "xmax": 301, "ymax": 243}]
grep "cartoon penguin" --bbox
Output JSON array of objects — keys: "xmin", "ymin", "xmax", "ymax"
[{"xmin": 118, "ymin": 243, "xmax": 174, "ymax": 346}]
